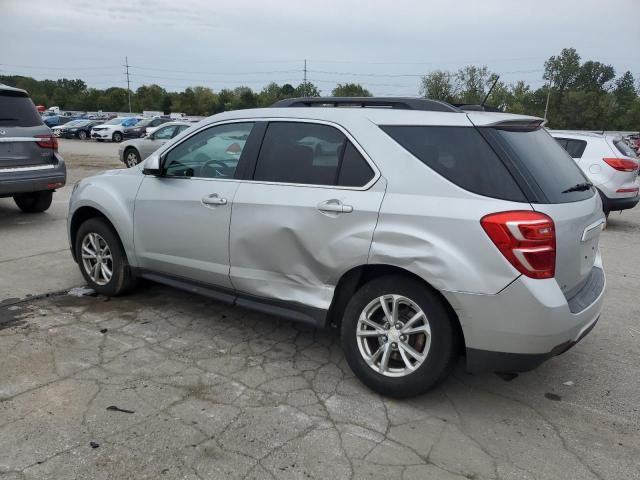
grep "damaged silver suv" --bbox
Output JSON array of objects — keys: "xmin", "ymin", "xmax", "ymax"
[{"xmin": 68, "ymin": 97, "xmax": 605, "ymax": 397}]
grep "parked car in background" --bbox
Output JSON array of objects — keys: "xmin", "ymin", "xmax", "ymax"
[
  {"xmin": 551, "ymin": 131, "xmax": 639, "ymax": 216},
  {"xmin": 0, "ymin": 84, "xmax": 66, "ymax": 213},
  {"xmin": 69, "ymin": 97, "xmax": 606, "ymax": 397},
  {"xmin": 122, "ymin": 117, "xmax": 171, "ymax": 139},
  {"xmin": 118, "ymin": 121, "xmax": 191, "ymax": 167},
  {"xmin": 42, "ymin": 114, "xmax": 76, "ymax": 128},
  {"xmin": 55, "ymin": 119, "xmax": 103, "ymax": 140},
  {"xmin": 91, "ymin": 117, "xmax": 141, "ymax": 142}
]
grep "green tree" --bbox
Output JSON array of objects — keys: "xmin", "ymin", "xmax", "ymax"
[
  {"xmin": 419, "ymin": 70, "xmax": 457, "ymax": 102},
  {"xmin": 331, "ymin": 83, "xmax": 372, "ymax": 97},
  {"xmin": 294, "ymin": 81, "xmax": 320, "ymax": 97},
  {"xmin": 133, "ymin": 84, "xmax": 167, "ymax": 111}
]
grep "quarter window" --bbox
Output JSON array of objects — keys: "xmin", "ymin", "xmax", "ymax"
[
  {"xmin": 555, "ymin": 137, "xmax": 587, "ymax": 158},
  {"xmin": 253, "ymin": 122, "xmax": 373, "ymax": 187},
  {"xmin": 164, "ymin": 122, "xmax": 254, "ymax": 179}
]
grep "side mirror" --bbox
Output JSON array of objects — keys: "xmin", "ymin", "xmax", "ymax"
[{"xmin": 142, "ymin": 154, "xmax": 163, "ymax": 176}]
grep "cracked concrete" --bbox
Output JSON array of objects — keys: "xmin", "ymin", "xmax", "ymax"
[
  {"xmin": 1, "ymin": 140, "xmax": 639, "ymax": 479},
  {"xmin": 1, "ymin": 262, "xmax": 639, "ymax": 480}
]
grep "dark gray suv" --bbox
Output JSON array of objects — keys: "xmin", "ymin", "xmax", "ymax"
[{"xmin": 0, "ymin": 84, "xmax": 66, "ymax": 212}]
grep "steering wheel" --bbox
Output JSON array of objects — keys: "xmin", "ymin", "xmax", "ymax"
[{"xmin": 201, "ymin": 159, "xmax": 229, "ymax": 178}]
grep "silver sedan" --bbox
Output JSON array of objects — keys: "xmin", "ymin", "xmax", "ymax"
[{"xmin": 118, "ymin": 121, "xmax": 191, "ymax": 167}]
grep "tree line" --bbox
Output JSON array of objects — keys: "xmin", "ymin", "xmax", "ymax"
[{"xmin": 1, "ymin": 48, "xmax": 637, "ymax": 130}]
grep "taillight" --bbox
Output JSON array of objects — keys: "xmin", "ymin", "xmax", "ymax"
[
  {"xmin": 603, "ymin": 157, "xmax": 638, "ymax": 172},
  {"xmin": 481, "ymin": 211, "xmax": 556, "ymax": 279},
  {"xmin": 616, "ymin": 187, "xmax": 639, "ymax": 194},
  {"xmin": 35, "ymin": 134, "xmax": 58, "ymax": 150}
]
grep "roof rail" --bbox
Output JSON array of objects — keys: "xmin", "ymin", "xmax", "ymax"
[
  {"xmin": 271, "ymin": 97, "xmax": 461, "ymax": 113},
  {"xmin": 453, "ymin": 103, "xmax": 503, "ymax": 112}
]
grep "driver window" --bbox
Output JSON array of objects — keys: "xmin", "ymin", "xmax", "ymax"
[
  {"xmin": 153, "ymin": 125, "xmax": 176, "ymax": 140},
  {"xmin": 164, "ymin": 122, "xmax": 254, "ymax": 179}
]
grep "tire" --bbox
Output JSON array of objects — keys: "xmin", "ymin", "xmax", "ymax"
[
  {"xmin": 341, "ymin": 275, "xmax": 459, "ymax": 398},
  {"xmin": 13, "ymin": 191, "xmax": 53, "ymax": 213},
  {"xmin": 78, "ymin": 130, "xmax": 87, "ymax": 140},
  {"xmin": 112, "ymin": 131, "xmax": 123, "ymax": 143},
  {"xmin": 124, "ymin": 148, "xmax": 141, "ymax": 168},
  {"xmin": 74, "ymin": 218, "xmax": 137, "ymax": 296}
]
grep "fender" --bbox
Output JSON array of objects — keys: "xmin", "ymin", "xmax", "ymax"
[{"xmin": 68, "ymin": 169, "xmax": 144, "ymax": 267}]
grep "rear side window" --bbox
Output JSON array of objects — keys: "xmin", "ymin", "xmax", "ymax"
[
  {"xmin": 0, "ymin": 90, "xmax": 43, "ymax": 127},
  {"xmin": 554, "ymin": 137, "xmax": 587, "ymax": 158},
  {"xmin": 381, "ymin": 125, "xmax": 526, "ymax": 201},
  {"xmin": 489, "ymin": 128, "xmax": 593, "ymax": 203},
  {"xmin": 254, "ymin": 122, "xmax": 374, "ymax": 187}
]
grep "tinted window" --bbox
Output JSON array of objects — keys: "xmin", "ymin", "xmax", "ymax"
[
  {"xmin": 381, "ymin": 125, "xmax": 525, "ymax": 201},
  {"xmin": 555, "ymin": 137, "xmax": 587, "ymax": 158},
  {"xmin": 490, "ymin": 128, "xmax": 593, "ymax": 203},
  {"xmin": 164, "ymin": 122, "xmax": 254, "ymax": 179},
  {"xmin": 0, "ymin": 90, "xmax": 43, "ymax": 127},
  {"xmin": 254, "ymin": 122, "xmax": 346, "ymax": 185},
  {"xmin": 613, "ymin": 139, "xmax": 637, "ymax": 158},
  {"xmin": 338, "ymin": 142, "xmax": 374, "ymax": 187}
]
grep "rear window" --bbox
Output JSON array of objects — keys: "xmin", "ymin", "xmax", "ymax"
[
  {"xmin": 0, "ymin": 90, "xmax": 43, "ymax": 127},
  {"xmin": 613, "ymin": 139, "xmax": 637, "ymax": 158},
  {"xmin": 489, "ymin": 128, "xmax": 593, "ymax": 203},
  {"xmin": 381, "ymin": 125, "xmax": 526, "ymax": 201}
]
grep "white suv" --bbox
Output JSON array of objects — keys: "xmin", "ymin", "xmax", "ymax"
[
  {"xmin": 550, "ymin": 131, "xmax": 639, "ymax": 215},
  {"xmin": 68, "ymin": 98, "xmax": 606, "ymax": 397}
]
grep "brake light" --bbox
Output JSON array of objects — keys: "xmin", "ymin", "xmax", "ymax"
[
  {"xmin": 35, "ymin": 134, "xmax": 58, "ymax": 150},
  {"xmin": 603, "ymin": 157, "xmax": 638, "ymax": 172},
  {"xmin": 481, "ymin": 211, "xmax": 556, "ymax": 279},
  {"xmin": 616, "ymin": 187, "xmax": 639, "ymax": 194}
]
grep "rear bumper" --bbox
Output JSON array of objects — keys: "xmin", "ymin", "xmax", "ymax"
[
  {"xmin": 0, "ymin": 154, "xmax": 66, "ymax": 197},
  {"xmin": 600, "ymin": 193, "xmax": 639, "ymax": 212},
  {"xmin": 466, "ymin": 314, "xmax": 599, "ymax": 373},
  {"xmin": 442, "ymin": 257, "xmax": 605, "ymax": 373}
]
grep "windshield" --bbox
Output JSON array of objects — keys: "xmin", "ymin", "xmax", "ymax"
[
  {"xmin": 105, "ymin": 118, "xmax": 125, "ymax": 125},
  {"xmin": 65, "ymin": 120, "xmax": 85, "ymax": 127},
  {"xmin": 487, "ymin": 127, "xmax": 594, "ymax": 203},
  {"xmin": 134, "ymin": 118, "xmax": 152, "ymax": 127}
]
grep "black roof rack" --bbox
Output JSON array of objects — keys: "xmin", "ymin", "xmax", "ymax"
[
  {"xmin": 453, "ymin": 103, "xmax": 503, "ymax": 112},
  {"xmin": 272, "ymin": 97, "xmax": 461, "ymax": 113}
]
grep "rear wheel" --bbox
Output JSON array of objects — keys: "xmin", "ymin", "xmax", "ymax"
[
  {"xmin": 124, "ymin": 148, "xmax": 141, "ymax": 168},
  {"xmin": 341, "ymin": 275, "xmax": 459, "ymax": 398},
  {"xmin": 13, "ymin": 191, "xmax": 53, "ymax": 213},
  {"xmin": 75, "ymin": 218, "xmax": 137, "ymax": 296},
  {"xmin": 78, "ymin": 130, "xmax": 87, "ymax": 140},
  {"xmin": 112, "ymin": 131, "xmax": 123, "ymax": 143}
]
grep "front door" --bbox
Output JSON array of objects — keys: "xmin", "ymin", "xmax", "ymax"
[
  {"xmin": 134, "ymin": 122, "xmax": 256, "ymax": 288},
  {"xmin": 229, "ymin": 120, "xmax": 385, "ymax": 310}
]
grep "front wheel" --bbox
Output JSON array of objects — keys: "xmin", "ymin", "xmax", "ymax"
[
  {"xmin": 13, "ymin": 191, "xmax": 53, "ymax": 213},
  {"xmin": 124, "ymin": 148, "xmax": 141, "ymax": 168},
  {"xmin": 112, "ymin": 131, "xmax": 123, "ymax": 143},
  {"xmin": 75, "ymin": 218, "xmax": 137, "ymax": 296},
  {"xmin": 78, "ymin": 130, "xmax": 87, "ymax": 140},
  {"xmin": 341, "ymin": 275, "xmax": 459, "ymax": 398}
]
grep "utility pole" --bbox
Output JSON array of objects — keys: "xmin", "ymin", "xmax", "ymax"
[
  {"xmin": 303, "ymin": 59, "xmax": 307, "ymax": 96},
  {"xmin": 543, "ymin": 77, "xmax": 552, "ymax": 123},
  {"xmin": 125, "ymin": 56, "xmax": 132, "ymax": 113}
]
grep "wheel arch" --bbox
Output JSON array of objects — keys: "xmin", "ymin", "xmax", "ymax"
[
  {"xmin": 70, "ymin": 206, "xmax": 127, "ymax": 264},
  {"xmin": 327, "ymin": 264, "xmax": 465, "ymax": 349}
]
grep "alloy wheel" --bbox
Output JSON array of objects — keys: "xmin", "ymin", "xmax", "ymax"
[
  {"xmin": 356, "ymin": 294, "xmax": 431, "ymax": 377},
  {"xmin": 81, "ymin": 232, "xmax": 113, "ymax": 286},
  {"xmin": 125, "ymin": 151, "xmax": 140, "ymax": 167}
]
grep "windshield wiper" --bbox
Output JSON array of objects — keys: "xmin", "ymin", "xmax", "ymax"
[{"xmin": 562, "ymin": 182, "xmax": 593, "ymax": 193}]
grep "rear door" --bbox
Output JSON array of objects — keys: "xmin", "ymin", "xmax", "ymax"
[
  {"xmin": 485, "ymin": 127, "xmax": 603, "ymax": 295},
  {"xmin": 0, "ymin": 89, "xmax": 53, "ymax": 169},
  {"xmin": 228, "ymin": 120, "xmax": 385, "ymax": 310}
]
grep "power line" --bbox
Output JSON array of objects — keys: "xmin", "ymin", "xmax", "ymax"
[{"xmin": 124, "ymin": 57, "xmax": 131, "ymax": 113}]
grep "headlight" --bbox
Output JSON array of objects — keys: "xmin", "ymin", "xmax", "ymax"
[{"xmin": 70, "ymin": 129, "xmax": 77, "ymax": 132}]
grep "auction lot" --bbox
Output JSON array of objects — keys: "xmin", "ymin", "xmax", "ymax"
[{"xmin": 1, "ymin": 140, "xmax": 639, "ymax": 479}]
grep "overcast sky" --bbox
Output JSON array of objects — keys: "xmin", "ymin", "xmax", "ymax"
[{"xmin": 1, "ymin": 0, "xmax": 639, "ymax": 95}]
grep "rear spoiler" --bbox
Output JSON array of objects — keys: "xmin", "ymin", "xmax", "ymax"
[{"xmin": 481, "ymin": 119, "xmax": 545, "ymax": 130}]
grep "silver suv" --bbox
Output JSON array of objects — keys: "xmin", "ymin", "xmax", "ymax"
[{"xmin": 68, "ymin": 97, "xmax": 606, "ymax": 397}]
